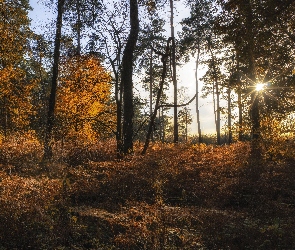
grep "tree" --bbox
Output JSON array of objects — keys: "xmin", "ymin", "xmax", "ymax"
[
  {"xmin": 180, "ymin": 0, "xmax": 218, "ymax": 143},
  {"xmin": 0, "ymin": 0, "xmax": 34, "ymax": 137},
  {"xmin": 29, "ymin": 34, "xmax": 52, "ymax": 141},
  {"xmin": 88, "ymin": 0, "xmax": 129, "ymax": 157},
  {"xmin": 183, "ymin": 0, "xmax": 295, "ymax": 151},
  {"xmin": 178, "ymin": 107, "xmax": 193, "ymax": 142},
  {"xmin": 43, "ymin": 0, "xmax": 66, "ymax": 161},
  {"xmin": 136, "ymin": 17, "xmax": 168, "ymax": 142},
  {"xmin": 142, "ymin": 37, "xmax": 172, "ymax": 155},
  {"xmin": 63, "ymin": 0, "xmax": 103, "ymax": 55},
  {"xmin": 56, "ymin": 55, "xmax": 113, "ymax": 143},
  {"xmin": 121, "ymin": 0, "xmax": 139, "ymax": 154}
]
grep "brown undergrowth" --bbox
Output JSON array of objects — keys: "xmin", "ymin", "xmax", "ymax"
[{"xmin": 0, "ymin": 136, "xmax": 294, "ymax": 249}]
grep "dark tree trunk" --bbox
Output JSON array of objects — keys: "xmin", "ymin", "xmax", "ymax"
[
  {"xmin": 209, "ymin": 46, "xmax": 221, "ymax": 145},
  {"xmin": 142, "ymin": 38, "xmax": 171, "ymax": 155},
  {"xmin": 195, "ymin": 43, "xmax": 202, "ymax": 143},
  {"xmin": 43, "ymin": 0, "xmax": 65, "ymax": 161},
  {"xmin": 228, "ymin": 83, "xmax": 232, "ymax": 144},
  {"xmin": 149, "ymin": 47, "xmax": 154, "ymax": 141},
  {"xmin": 238, "ymin": 84, "xmax": 243, "ymax": 141},
  {"xmin": 115, "ymin": 72, "xmax": 122, "ymax": 158},
  {"xmin": 170, "ymin": 0, "xmax": 178, "ymax": 143},
  {"xmin": 76, "ymin": 0, "xmax": 81, "ymax": 55},
  {"xmin": 121, "ymin": 0, "xmax": 139, "ymax": 154},
  {"xmin": 243, "ymin": 0, "xmax": 261, "ymax": 160},
  {"xmin": 228, "ymin": 55, "xmax": 234, "ymax": 144}
]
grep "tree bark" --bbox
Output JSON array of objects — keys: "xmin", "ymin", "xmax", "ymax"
[
  {"xmin": 142, "ymin": 38, "xmax": 171, "ymax": 155},
  {"xmin": 243, "ymin": 0, "xmax": 261, "ymax": 160},
  {"xmin": 43, "ymin": 0, "xmax": 65, "ymax": 161},
  {"xmin": 195, "ymin": 43, "xmax": 202, "ymax": 143},
  {"xmin": 170, "ymin": 0, "xmax": 178, "ymax": 143},
  {"xmin": 209, "ymin": 46, "xmax": 221, "ymax": 145},
  {"xmin": 121, "ymin": 0, "xmax": 139, "ymax": 154}
]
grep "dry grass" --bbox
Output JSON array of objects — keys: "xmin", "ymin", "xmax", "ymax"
[{"xmin": 0, "ymin": 136, "xmax": 294, "ymax": 249}]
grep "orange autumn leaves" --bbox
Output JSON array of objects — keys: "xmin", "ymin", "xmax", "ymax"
[
  {"xmin": 56, "ymin": 55, "xmax": 114, "ymax": 142},
  {"xmin": 0, "ymin": 0, "xmax": 34, "ymax": 132}
]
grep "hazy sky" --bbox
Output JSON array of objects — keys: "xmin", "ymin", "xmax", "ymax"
[{"xmin": 28, "ymin": 0, "xmax": 221, "ymax": 136}]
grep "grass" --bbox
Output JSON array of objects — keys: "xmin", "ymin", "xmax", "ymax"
[{"xmin": 0, "ymin": 136, "xmax": 294, "ymax": 249}]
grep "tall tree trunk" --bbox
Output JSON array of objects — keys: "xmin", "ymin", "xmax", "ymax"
[
  {"xmin": 195, "ymin": 43, "xmax": 202, "ymax": 143},
  {"xmin": 227, "ymin": 82, "xmax": 232, "ymax": 144},
  {"xmin": 110, "ymin": 39, "xmax": 123, "ymax": 158},
  {"xmin": 43, "ymin": 0, "xmax": 65, "ymax": 161},
  {"xmin": 149, "ymin": 47, "xmax": 154, "ymax": 141},
  {"xmin": 243, "ymin": 0, "xmax": 261, "ymax": 160},
  {"xmin": 142, "ymin": 38, "xmax": 171, "ymax": 155},
  {"xmin": 170, "ymin": 0, "xmax": 178, "ymax": 143},
  {"xmin": 115, "ymin": 69, "xmax": 122, "ymax": 158},
  {"xmin": 185, "ymin": 108, "xmax": 188, "ymax": 142},
  {"xmin": 209, "ymin": 46, "xmax": 221, "ymax": 145},
  {"xmin": 236, "ymin": 55, "xmax": 243, "ymax": 141},
  {"xmin": 238, "ymin": 84, "xmax": 243, "ymax": 141},
  {"xmin": 76, "ymin": 0, "xmax": 81, "ymax": 55},
  {"xmin": 228, "ymin": 55, "xmax": 234, "ymax": 144},
  {"xmin": 121, "ymin": 0, "xmax": 139, "ymax": 154}
]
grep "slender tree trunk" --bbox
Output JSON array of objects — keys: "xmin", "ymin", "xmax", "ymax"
[
  {"xmin": 238, "ymin": 85, "xmax": 243, "ymax": 140},
  {"xmin": 170, "ymin": 0, "xmax": 178, "ymax": 143},
  {"xmin": 43, "ymin": 0, "xmax": 65, "ymax": 161},
  {"xmin": 195, "ymin": 44, "xmax": 202, "ymax": 143},
  {"xmin": 228, "ymin": 55, "xmax": 234, "ymax": 144},
  {"xmin": 244, "ymin": 0, "xmax": 261, "ymax": 160},
  {"xmin": 142, "ymin": 38, "xmax": 171, "ymax": 155},
  {"xmin": 161, "ymin": 107, "xmax": 165, "ymax": 143},
  {"xmin": 235, "ymin": 55, "xmax": 243, "ymax": 141},
  {"xmin": 149, "ymin": 47, "xmax": 154, "ymax": 141},
  {"xmin": 209, "ymin": 47, "xmax": 221, "ymax": 145},
  {"xmin": 115, "ymin": 70, "xmax": 122, "ymax": 158},
  {"xmin": 110, "ymin": 41, "xmax": 122, "ymax": 158},
  {"xmin": 216, "ymin": 83, "xmax": 221, "ymax": 145},
  {"xmin": 76, "ymin": 0, "xmax": 81, "ymax": 55},
  {"xmin": 121, "ymin": 0, "xmax": 139, "ymax": 154},
  {"xmin": 185, "ymin": 108, "xmax": 188, "ymax": 142},
  {"xmin": 227, "ymin": 83, "xmax": 232, "ymax": 144}
]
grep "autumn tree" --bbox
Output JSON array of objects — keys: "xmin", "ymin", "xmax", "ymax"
[
  {"xmin": 56, "ymin": 55, "xmax": 113, "ymax": 143},
  {"xmin": 0, "ymin": 0, "xmax": 34, "ymax": 137}
]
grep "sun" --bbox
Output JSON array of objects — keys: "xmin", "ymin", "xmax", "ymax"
[{"xmin": 255, "ymin": 83, "xmax": 265, "ymax": 92}]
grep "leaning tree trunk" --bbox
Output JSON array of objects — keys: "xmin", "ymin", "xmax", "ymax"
[
  {"xmin": 142, "ymin": 39, "xmax": 172, "ymax": 155},
  {"xmin": 121, "ymin": 0, "xmax": 139, "ymax": 154},
  {"xmin": 43, "ymin": 0, "xmax": 65, "ymax": 161}
]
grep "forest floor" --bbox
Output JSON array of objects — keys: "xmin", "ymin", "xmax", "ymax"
[{"xmin": 0, "ymin": 137, "xmax": 295, "ymax": 249}]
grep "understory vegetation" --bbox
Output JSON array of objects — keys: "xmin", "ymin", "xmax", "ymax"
[{"xmin": 0, "ymin": 135, "xmax": 294, "ymax": 249}]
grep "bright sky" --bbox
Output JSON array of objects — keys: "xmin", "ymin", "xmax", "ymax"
[{"xmin": 28, "ymin": 0, "xmax": 221, "ymax": 137}]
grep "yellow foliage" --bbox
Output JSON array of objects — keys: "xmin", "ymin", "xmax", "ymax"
[
  {"xmin": 0, "ymin": 0, "xmax": 33, "ymax": 133},
  {"xmin": 56, "ymin": 55, "xmax": 114, "ymax": 142}
]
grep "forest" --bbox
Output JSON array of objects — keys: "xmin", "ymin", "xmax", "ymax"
[{"xmin": 0, "ymin": 0, "xmax": 295, "ymax": 249}]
